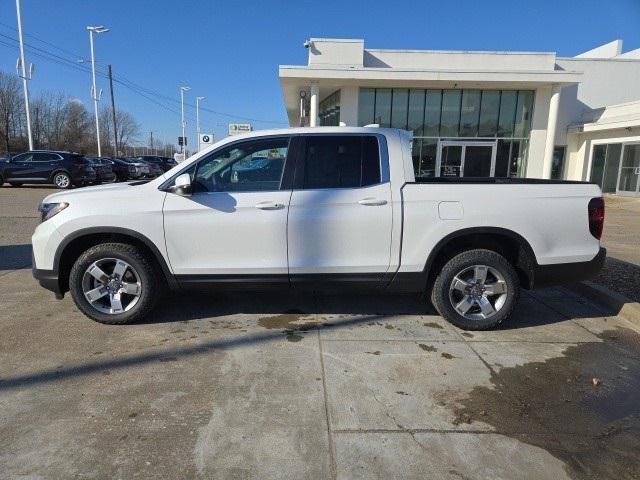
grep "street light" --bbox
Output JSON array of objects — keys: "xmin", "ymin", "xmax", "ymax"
[
  {"xmin": 196, "ymin": 96, "xmax": 204, "ymax": 151},
  {"xmin": 180, "ymin": 86, "xmax": 191, "ymax": 155},
  {"xmin": 87, "ymin": 25, "xmax": 109, "ymax": 157}
]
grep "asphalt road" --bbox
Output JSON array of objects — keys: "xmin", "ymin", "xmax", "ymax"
[{"xmin": 1, "ymin": 186, "xmax": 639, "ymax": 480}]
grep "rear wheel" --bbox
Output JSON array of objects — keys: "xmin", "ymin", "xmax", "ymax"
[
  {"xmin": 53, "ymin": 172, "xmax": 72, "ymax": 189},
  {"xmin": 69, "ymin": 242, "xmax": 161, "ymax": 324},
  {"xmin": 9, "ymin": 182, "xmax": 22, "ymax": 187},
  {"xmin": 431, "ymin": 249, "xmax": 519, "ymax": 330}
]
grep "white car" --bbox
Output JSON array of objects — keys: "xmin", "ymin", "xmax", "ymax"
[{"xmin": 32, "ymin": 127, "xmax": 606, "ymax": 330}]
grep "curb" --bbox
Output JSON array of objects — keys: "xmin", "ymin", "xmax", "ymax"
[{"xmin": 567, "ymin": 281, "xmax": 640, "ymax": 325}]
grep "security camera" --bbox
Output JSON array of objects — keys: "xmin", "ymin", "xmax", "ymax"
[{"xmin": 304, "ymin": 40, "xmax": 312, "ymax": 49}]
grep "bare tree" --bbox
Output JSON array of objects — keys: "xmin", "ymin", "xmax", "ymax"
[
  {"xmin": 115, "ymin": 110, "xmax": 140, "ymax": 152},
  {"xmin": 0, "ymin": 71, "xmax": 22, "ymax": 153}
]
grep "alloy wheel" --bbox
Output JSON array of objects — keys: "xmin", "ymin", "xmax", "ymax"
[
  {"xmin": 54, "ymin": 173, "xmax": 70, "ymax": 188},
  {"xmin": 81, "ymin": 258, "xmax": 142, "ymax": 314},
  {"xmin": 448, "ymin": 264, "xmax": 508, "ymax": 321}
]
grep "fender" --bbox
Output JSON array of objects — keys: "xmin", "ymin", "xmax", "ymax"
[
  {"xmin": 387, "ymin": 226, "xmax": 537, "ymax": 292},
  {"xmin": 52, "ymin": 226, "xmax": 177, "ymax": 289}
]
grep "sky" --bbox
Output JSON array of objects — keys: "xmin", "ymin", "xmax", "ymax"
[{"xmin": 1, "ymin": 0, "xmax": 640, "ymax": 148}]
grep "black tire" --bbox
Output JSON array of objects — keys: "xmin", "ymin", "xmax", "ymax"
[
  {"xmin": 9, "ymin": 182, "xmax": 22, "ymax": 187},
  {"xmin": 52, "ymin": 171, "xmax": 72, "ymax": 189},
  {"xmin": 69, "ymin": 242, "xmax": 161, "ymax": 324},
  {"xmin": 0, "ymin": 174, "xmax": 4, "ymax": 186},
  {"xmin": 431, "ymin": 249, "xmax": 519, "ymax": 330}
]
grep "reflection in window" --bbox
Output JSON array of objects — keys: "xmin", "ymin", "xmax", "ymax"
[
  {"xmin": 407, "ymin": 90, "xmax": 425, "ymax": 135},
  {"xmin": 514, "ymin": 90, "xmax": 534, "ymax": 138},
  {"xmin": 424, "ymin": 90, "xmax": 442, "ymax": 137},
  {"xmin": 551, "ymin": 146, "xmax": 565, "ymax": 180},
  {"xmin": 358, "ymin": 88, "xmax": 375, "ymax": 126},
  {"xmin": 459, "ymin": 90, "xmax": 481, "ymax": 137},
  {"xmin": 498, "ymin": 91, "xmax": 517, "ymax": 137},
  {"xmin": 479, "ymin": 91, "xmax": 500, "ymax": 137},
  {"xmin": 391, "ymin": 88, "xmax": 408, "ymax": 129},
  {"xmin": 319, "ymin": 90, "xmax": 341, "ymax": 127},
  {"xmin": 440, "ymin": 90, "xmax": 461, "ymax": 137},
  {"xmin": 602, "ymin": 144, "xmax": 622, "ymax": 193},
  {"xmin": 374, "ymin": 89, "xmax": 392, "ymax": 127}
]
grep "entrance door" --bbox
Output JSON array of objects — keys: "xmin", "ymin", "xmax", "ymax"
[
  {"xmin": 617, "ymin": 144, "xmax": 640, "ymax": 197},
  {"xmin": 437, "ymin": 141, "xmax": 496, "ymax": 178}
]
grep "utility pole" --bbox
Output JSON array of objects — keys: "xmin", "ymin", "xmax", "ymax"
[
  {"xmin": 108, "ymin": 64, "xmax": 118, "ymax": 157},
  {"xmin": 150, "ymin": 131, "xmax": 154, "ymax": 155},
  {"xmin": 196, "ymin": 96, "xmax": 204, "ymax": 152},
  {"xmin": 15, "ymin": 0, "xmax": 33, "ymax": 150},
  {"xmin": 87, "ymin": 25, "xmax": 109, "ymax": 157}
]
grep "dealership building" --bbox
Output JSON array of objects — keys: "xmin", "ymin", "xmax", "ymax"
[{"xmin": 279, "ymin": 38, "xmax": 640, "ymax": 195}]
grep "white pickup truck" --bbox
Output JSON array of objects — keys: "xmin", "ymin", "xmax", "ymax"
[{"xmin": 32, "ymin": 127, "xmax": 606, "ymax": 329}]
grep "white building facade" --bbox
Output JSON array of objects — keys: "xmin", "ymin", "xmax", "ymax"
[{"xmin": 279, "ymin": 38, "xmax": 640, "ymax": 195}]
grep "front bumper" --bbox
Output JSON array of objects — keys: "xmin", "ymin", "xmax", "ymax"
[
  {"xmin": 532, "ymin": 247, "xmax": 606, "ymax": 288},
  {"xmin": 32, "ymin": 266, "xmax": 63, "ymax": 298}
]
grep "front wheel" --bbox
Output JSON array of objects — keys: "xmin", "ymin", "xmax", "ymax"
[
  {"xmin": 69, "ymin": 242, "xmax": 161, "ymax": 324},
  {"xmin": 52, "ymin": 172, "xmax": 72, "ymax": 189},
  {"xmin": 431, "ymin": 249, "xmax": 519, "ymax": 330}
]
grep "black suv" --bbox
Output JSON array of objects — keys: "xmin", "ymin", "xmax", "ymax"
[
  {"xmin": 0, "ymin": 150, "xmax": 96, "ymax": 189},
  {"xmin": 134, "ymin": 155, "xmax": 178, "ymax": 173}
]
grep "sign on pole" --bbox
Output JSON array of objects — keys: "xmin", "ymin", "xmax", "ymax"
[
  {"xmin": 228, "ymin": 123, "xmax": 252, "ymax": 136},
  {"xmin": 198, "ymin": 133, "xmax": 214, "ymax": 152}
]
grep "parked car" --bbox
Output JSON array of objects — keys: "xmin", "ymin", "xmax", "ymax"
[
  {"xmin": 110, "ymin": 157, "xmax": 148, "ymax": 181},
  {"xmin": 132, "ymin": 155, "xmax": 177, "ymax": 172},
  {"xmin": 0, "ymin": 150, "xmax": 96, "ymax": 189},
  {"xmin": 86, "ymin": 157, "xmax": 116, "ymax": 184},
  {"xmin": 32, "ymin": 127, "xmax": 606, "ymax": 329},
  {"xmin": 129, "ymin": 156, "xmax": 163, "ymax": 178}
]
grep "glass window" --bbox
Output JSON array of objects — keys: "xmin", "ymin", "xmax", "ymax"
[
  {"xmin": 509, "ymin": 139, "xmax": 529, "ymax": 177},
  {"xmin": 193, "ymin": 137, "xmax": 289, "ymax": 193},
  {"xmin": 459, "ymin": 90, "xmax": 481, "ymax": 137},
  {"xmin": 495, "ymin": 139, "xmax": 511, "ymax": 177},
  {"xmin": 12, "ymin": 153, "xmax": 34, "ymax": 162},
  {"xmin": 407, "ymin": 90, "xmax": 425, "ymax": 136},
  {"xmin": 590, "ymin": 144, "xmax": 606, "ymax": 187},
  {"xmin": 414, "ymin": 139, "xmax": 437, "ymax": 179},
  {"xmin": 498, "ymin": 91, "xmax": 517, "ymax": 137},
  {"xmin": 374, "ymin": 89, "xmax": 392, "ymax": 127},
  {"xmin": 478, "ymin": 91, "xmax": 500, "ymax": 137},
  {"xmin": 440, "ymin": 90, "xmax": 461, "ymax": 137},
  {"xmin": 514, "ymin": 90, "xmax": 534, "ymax": 138},
  {"xmin": 301, "ymin": 135, "xmax": 380, "ymax": 189},
  {"xmin": 551, "ymin": 146, "xmax": 565, "ymax": 180},
  {"xmin": 319, "ymin": 90, "xmax": 341, "ymax": 127},
  {"xmin": 602, "ymin": 143, "xmax": 622, "ymax": 193},
  {"xmin": 440, "ymin": 145, "xmax": 463, "ymax": 177},
  {"xmin": 32, "ymin": 153, "xmax": 58, "ymax": 162},
  {"xmin": 358, "ymin": 88, "xmax": 375, "ymax": 126},
  {"xmin": 390, "ymin": 89, "xmax": 409, "ymax": 129},
  {"xmin": 424, "ymin": 90, "xmax": 442, "ymax": 137}
]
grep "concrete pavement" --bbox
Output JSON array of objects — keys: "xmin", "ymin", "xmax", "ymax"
[{"xmin": 1, "ymin": 187, "xmax": 639, "ymax": 479}]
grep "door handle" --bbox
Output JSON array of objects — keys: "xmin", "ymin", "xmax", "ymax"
[
  {"xmin": 255, "ymin": 201, "xmax": 285, "ymax": 210},
  {"xmin": 358, "ymin": 198, "xmax": 387, "ymax": 206}
]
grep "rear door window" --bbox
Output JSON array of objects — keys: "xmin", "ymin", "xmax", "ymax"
[{"xmin": 299, "ymin": 135, "xmax": 381, "ymax": 189}]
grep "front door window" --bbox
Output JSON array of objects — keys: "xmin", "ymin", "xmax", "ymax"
[{"xmin": 437, "ymin": 141, "xmax": 496, "ymax": 178}]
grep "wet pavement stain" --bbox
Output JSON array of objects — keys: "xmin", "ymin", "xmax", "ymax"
[
  {"xmin": 257, "ymin": 309, "xmax": 318, "ymax": 331},
  {"xmin": 418, "ymin": 344, "xmax": 437, "ymax": 352},
  {"xmin": 440, "ymin": 352, "xmax": 455, "ymax": 359},
  {"xmin": 449, "ymin": 327, "xmax": 640, "ymax": 480},
  {"xmin": 285, "ymin": 333, "xmax": 303, "ymax": 343},
  {"xmin": 423, "ymin": 322, "xmax": 444, "ymax": 329},
  {"xmin": 461, "ymin": 332, "xmax": 474, "ymax": 338}
]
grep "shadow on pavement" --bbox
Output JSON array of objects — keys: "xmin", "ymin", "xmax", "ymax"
[{"xmin": 0, "ymin": 244, "xmax": 32, "ymax": 270}]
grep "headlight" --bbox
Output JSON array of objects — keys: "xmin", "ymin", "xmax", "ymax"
[{"xmin": 38, "ymin": 202, "xmax": 69, "ymax": 222}]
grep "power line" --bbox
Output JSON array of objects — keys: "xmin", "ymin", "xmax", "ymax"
[{"xmin": 0, "ymin": 26, "xmax": 287, "ymax": 126}]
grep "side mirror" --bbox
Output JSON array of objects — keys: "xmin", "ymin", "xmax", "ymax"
[{"xmin": 168, "ymin": 173, "xmax": 192, "ymax": 196}]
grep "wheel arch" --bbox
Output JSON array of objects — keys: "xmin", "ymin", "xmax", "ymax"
[
  {"xmin": 54, "ymin": 227, "xmax": 176, "ymax": 293},
  {"xmin": 423, "ymin": 227, "xmax": 538, "ymax": 291},
  {"xmin": 49, "ymin": 169, "xmax": 72, "ymax": 183}
]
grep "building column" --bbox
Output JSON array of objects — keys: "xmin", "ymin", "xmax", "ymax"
[
  {"xmin": 542, "ymin": 84, "xmax": 562, "ymax": 179},
  {"xmin": 309, "ymin": 82, "xmax": 319, "ymax": 127}
]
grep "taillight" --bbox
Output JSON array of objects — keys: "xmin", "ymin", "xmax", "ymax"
[{"xmin": 588, "ymin": 197, "xmax": 605, "ymax": 240}]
